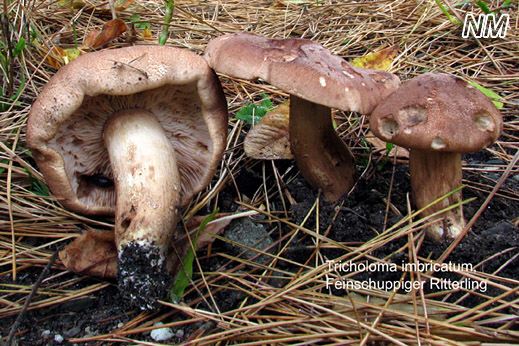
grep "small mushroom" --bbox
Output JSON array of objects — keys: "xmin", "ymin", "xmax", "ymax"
[
  {"xmin": 27, "ymin": 46, "xmax": 228, "ymax": 309},
  {"xmin": 370, "ymin": 73, "xmax": 502, "ymax": 242},
  {"xmin": 204, "ymin": 32, "xmax": 400, "ymax": 202},
  {"xmin": 244, "ymin": 102, "xmax": 293, "ymax": 160}
]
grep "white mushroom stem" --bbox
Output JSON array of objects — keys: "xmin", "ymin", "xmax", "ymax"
[
  {"xmin": 409, "ymin": 150, "xmax": 464, "ymax": 242},
  {"xmin": 103, "ymin": 109, "xmax": 180, "ymax": 308},
  {"xmin": 104, "ymin": 109, "xmax": 180, "ymax": 251}
]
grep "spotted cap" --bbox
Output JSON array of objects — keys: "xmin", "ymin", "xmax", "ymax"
[
  {"xmin": 370, "ymin": 73, "xmax": 502, "ymax": 152},
  {"xmin": 204, "ymin": 32, "xmax": 400, "ymax": 114}
]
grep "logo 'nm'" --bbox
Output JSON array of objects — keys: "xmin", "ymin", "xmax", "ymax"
[{"xmin": 462, "ymin": 13, "xmax": 510, "ymax": 38}]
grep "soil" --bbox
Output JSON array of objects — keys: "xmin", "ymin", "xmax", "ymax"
[{"xmin": 2, "ymin": 152, "xmax": 518, "ymax": 345}]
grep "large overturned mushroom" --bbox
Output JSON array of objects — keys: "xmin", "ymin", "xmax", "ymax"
[
  {"xmin": 27, "ymin": 46, "xmax": 228, "ymax": 309},
  {"xmin": 370, "ymin": 73, "xmax": 502, "ymax": 242},
  {"xmin": 204, "ymin": 32, "xmax": 400, "ymax": 202}
]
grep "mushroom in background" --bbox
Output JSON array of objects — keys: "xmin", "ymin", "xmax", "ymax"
[
  {"xmin": 244, "ymin": 102, "xmax": 293, "ymax": 160},
  {"xmin": 27, "ymin": 46, "xmax": 228, "ymax": 309},
  {"xmin": 370, "ymin": 73, "xmax": 502, "ymax": 242},
  {"xmin": 204, "ymin": 32, "xmax": 400, "ymax": 202}
]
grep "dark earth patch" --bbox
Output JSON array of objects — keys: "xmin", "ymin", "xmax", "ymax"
[{"xmin": 2, "ymin": 155, "xmax": 517, "ymax": 344}]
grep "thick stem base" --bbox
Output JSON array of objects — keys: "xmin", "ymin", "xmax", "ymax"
[
  {"xmin": 410, "ymin": 150, "xmax": 464, "ymax": 242},
  {"xmin": 289, "ymin": 95, "xmax": 355, "ymax": 202}
]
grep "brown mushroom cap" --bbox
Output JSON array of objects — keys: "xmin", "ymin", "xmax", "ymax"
[
  {"xmin": 204, "ymin": 32, "xmax": 400, "ymax": 114},
  {"xmin": 27, "ymin": 45, "xmax": 228, "ymax": 215},
  {"xmin": 370, "ymin": 73, "xmax": 502, "ymax": 152}
]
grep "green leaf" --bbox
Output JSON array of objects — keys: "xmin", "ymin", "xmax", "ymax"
[
  {"xmin": 385, "ymin": 142, "xmax": 394, "ymax": 156},
  {"xmin": 260, "ymin": 95, "xmax": 273, "ymax": 109},
  {"xmin": 467, "ymin": 80, "xmax": 503, "ymax": 109},
  {"xmin": 129, "ymin": 14, "xmax": 151, "ymax": 30},
  {"xmin": 13, "ymin": 38, "xmax": 26, "ymax": 58},
  {"xmin": 169, "ymin": 209, "xmax": 218, "ymax": 303},
  {"xmin": 235, "ymin": 94, "xmax": 274, "ymax": 125},
  {"xmin": 502, "ymin": 0, "xmax": 512, "ymax": 8}
]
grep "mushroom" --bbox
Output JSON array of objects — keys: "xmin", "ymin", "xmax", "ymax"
[
  {"xmin": 244, "ymin": 102, "xmax": 293, "ymax": 160},
  {"xmin": 204, "ymin": 32, "xmax": 400, "ymax": 202},
  {"xmin": 27, "ymin": 46, "xmax": 228, "ymax": 309},
  {"xmin": 370, "ymin": 73, "xmax": 502, "ymax": 242}
]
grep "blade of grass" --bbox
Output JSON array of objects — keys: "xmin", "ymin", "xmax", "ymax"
[
  {"xmin": 466, "ymin": 80, "xmax": 503, "ymax": 109},
  {"xmin": 158, "ymin": 0, "xmax": 175, "ymax": 45},
  {"xmin": 434, "ymin": 0, "xmax": 462, "ymax": 26},
  {"xmin": 170, "ymin": 209, "xmax": 218, "ymax": 303},
  {"xmin": 475, "ymin": 1, "xmax": 492, "ymax": 14}
]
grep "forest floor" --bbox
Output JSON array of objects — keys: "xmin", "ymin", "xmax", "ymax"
[{"xmin": 1, "ymin": 0, "xmax": 517, "ymax": 344}]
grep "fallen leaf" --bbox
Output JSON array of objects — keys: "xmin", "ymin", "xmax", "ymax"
[
  {"xmin": 142, "ymin": 28, "xmax": 153, "ymax": 39},
  {"xmin": 62, "ymin": 48, "xmax": 81, "ymax": 64},
  {"xmin": 60, "ymin": 214, "xmax": 232, "ymax": 279},
  {"xmin": 86, "ymin": 19, "xmax": 127, "ymax": 49},
  {"xmin": 59, "ymin": 230, "xmax": 117, "ymax": 278},
  {"xmin": 365, "ymin": 131, "xmax": 409, "ymax": 159},
  {"xmin": 83, "ymin": 29, "xmax": 100, "ymax": 48},
  {"xmin": 244, "ymin": 102, "xmax": 293, "ymax": 160},
  {"xmin": 43, "ymin": 46, "xmax": 81, "ymax": 69},
  {"xmin": 44, "ymin": 47, "xmax": 66, "ymax": 69},
  {"xmin": 351, "ymin": 45, "xmax": 399, "ymax": 71}
]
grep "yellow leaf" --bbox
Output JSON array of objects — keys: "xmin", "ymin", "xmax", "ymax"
[
  {"xmin": 142, "ymin": 28, "xmax": 153, "ymax": 39},
  {"xmin": 43, "ymin": 46, "xmax": 82, "ymax": 68},
  {"xmin": 63, "ymin": 48, "xmax": 81, "ymax": 64},
  {"xmin": 351, "ymin": 45, "xmax": 398, "ymax": 71},
  {"xmin": 45, "ymin": 47, "xmax": 66, "ymax": 69}
]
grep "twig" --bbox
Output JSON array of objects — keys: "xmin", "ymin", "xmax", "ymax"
[{"xmin": 6, "ymin": 251, "xmax": 58, "ymax": 346}]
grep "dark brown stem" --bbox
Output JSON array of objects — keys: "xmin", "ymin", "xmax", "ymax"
[
  {"xmin": 409, "ymin": 150, "xmax": 464, "ymax": 242},
  {"xmin": 289, "ymin": 95, "xmax": 355, "ymax": 202}
]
